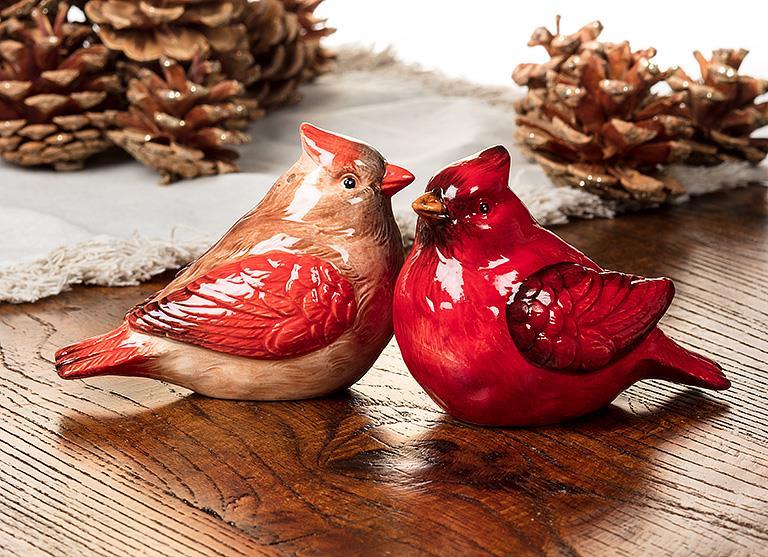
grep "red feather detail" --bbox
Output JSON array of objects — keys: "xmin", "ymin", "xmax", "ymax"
[
  {"xmin": 506, "ymin": 262, "xmax": 674, "ymax": 372},
  {"xmin": 127, "ymin": 251, "xmax": 358, "ymax": 359},
  {"xmin": 55, "ymin": 323, "xmax": 151, "ymax": 379},
  {"xmin": 300, "ymin": 123, "xmax": 367, "ymax": 169}
]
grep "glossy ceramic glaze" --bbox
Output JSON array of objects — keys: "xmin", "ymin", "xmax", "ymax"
[
  {"xmin": 393, "ymin": 146, "xmax": 729, "ymax": 427},
  {"xmin": 56, "ymin": 123, "xmax": 415, "ymax": 400}
]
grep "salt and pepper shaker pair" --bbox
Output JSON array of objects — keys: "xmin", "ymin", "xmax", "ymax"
[{"xmin": 56, "ymin": 125, "xmax": 729, "ymax": 426}]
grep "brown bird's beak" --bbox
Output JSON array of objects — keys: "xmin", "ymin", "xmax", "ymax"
[
  {"xmin": 412, "ymin": 190, "xmax": 449, "ymax": 221},
  {"xmin": 381, "ymin": 164, "xmax": 415, "ymax": 197}
]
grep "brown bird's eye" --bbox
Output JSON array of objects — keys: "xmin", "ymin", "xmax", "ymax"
[
  {"xmin": 479, "ymin": 201, "xmax": 490, "ymax": 214},
  {"xmin": 342, "ymin": 176, "xmax": 357, "ymax": 189}
]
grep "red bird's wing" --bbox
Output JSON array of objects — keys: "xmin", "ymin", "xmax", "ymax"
[
  {"xmin": 127, "ymin": 251, "xmax": 357, "ymax": 359},
  {"xmin": 506, "ymin": 262, "xmax": 674, "ymax": 372}
]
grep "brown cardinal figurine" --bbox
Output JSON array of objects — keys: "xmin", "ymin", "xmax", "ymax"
[{"xmin": 55, "ymin": 123, "xmax": 415, "ymax": 400}]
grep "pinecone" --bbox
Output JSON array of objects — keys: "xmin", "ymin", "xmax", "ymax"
[
  {"xmin": 108, "ymin": 57, "xmax": 250, "ymax": 184},
  {"xmin": 513, "ymin": 18, "xmax": 697, "ymax": 203},
  {"xmin": 0, "ymin": 0, "xmax": 56, "ymax": 20},
  {"xmin": 666, "ymin": 49, "xmax": 768, "ymax": 165},
  {"xmin": 0, "ymin": 4, "xmax": 121, "ymax": 170},
  {"xmin": 84, "ymin": 0, "xmax": 248, "ymax": 63},
  {"xmin": 280, "ymin": 0, "xmax": 334, "ymax": 79},
  {"xmin": 238, "ymin": 0, "xmax": 333, "ymax": 111}
]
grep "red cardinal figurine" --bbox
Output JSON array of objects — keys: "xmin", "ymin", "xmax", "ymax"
[
  {"xmin": 393, "ymin": 146, "xmax": 729, "ymax": 426},
  {"xmin": 56, "ymin": 123, "xmax": 415, "ymax": 400}
]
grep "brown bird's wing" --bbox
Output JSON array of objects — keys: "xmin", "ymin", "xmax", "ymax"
[
  {"xmin": 506, "ymin": 262, "xmax": 674, "ymax": 372},
  {"xmin": 127, "ymin": 251, "xmax": 358, "ymax": 359}
]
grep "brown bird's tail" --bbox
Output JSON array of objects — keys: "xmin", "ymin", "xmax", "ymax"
[
  {"xmin": 55, "ymin": 323, "xmax": 152, "ymax": 380},
  {"xmin": 639, "ymin": 330, "xmax": 730, "ymax": 391}
]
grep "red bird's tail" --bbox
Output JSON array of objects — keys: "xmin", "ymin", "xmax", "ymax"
[
  {"xmin": 639, "ymin": 330, "xmax": 730, "ymax": 391},
  {"xmin": 55, "ymin": 323, "xmax": 152, "ymax": 380}
]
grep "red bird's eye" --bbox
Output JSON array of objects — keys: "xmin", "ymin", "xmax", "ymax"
[
  {"xmin": 342, "ymin": 176, "xmax": 357, "ymax": 189},
  {"xmin": 478, "ymin": 201, "xmax": 490, "ymax": 215}
]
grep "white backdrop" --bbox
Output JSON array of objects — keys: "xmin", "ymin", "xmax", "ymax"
[{"xmin": 319, "ymin": 1, "xmax": 768, "ymax": 87}]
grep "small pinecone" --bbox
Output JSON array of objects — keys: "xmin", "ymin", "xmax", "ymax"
[
  {"xmin": 0, "ymin": 0, "xmax": 56, "ymax": 20},
  {"xmin": 666, "ymin": 49, "xmax": 768, "ymax": 165},
  {"xmin": 84, "ymin": 0, "xmax": 248, "ymax": 63},
  {"xmin": 109, "ymin": 57, "xmax": 250, "ymax": 184},
  {"xmin": 238, "ymin": 0, "xmax": 333, "ymax": 111},
  {"xmin": 0, "ymin": 4, "xmax": 121, "ymax": 170},
  {"xmin": 513, "ymin": 17, "xmax": 697, "ymax": 204}
]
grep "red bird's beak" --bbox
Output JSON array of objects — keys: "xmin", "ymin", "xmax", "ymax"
[
  {"xmin": 381, "ymin": 164, "xmax": 415, "ymax": 197},
  {"xmin": 412, "ymin": 190, "xmax": 449, "ymax": 221}
]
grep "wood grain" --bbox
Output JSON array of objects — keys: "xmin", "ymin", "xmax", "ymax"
[{"xmin": 1, "ymin": 185, "xmax": 766, "ymax": 556}]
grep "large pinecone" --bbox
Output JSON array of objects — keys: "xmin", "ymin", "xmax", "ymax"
[
  {"xmin": 0, "ymin": 0, "xmax": 55, "ymax": 20},
  {"xmin": 109, "ymin": 57, "xmax": 250, "ymax": 184},
  {"xmin": 666, "ymin": 49, "xmax": 768, "ymax": 165},
  {"xmin": 0, "ymin": 4, "xmax": 121, "ymax": 170},
  {"xmin": 238, "ymin": 0, "xmax": 333, "ymax": 110},
  {"xmin": 281, "ymin": 0, "xmax": 334, "ymax": 78},
  {"xmin": 84, "ymin": 0, "xmax": 248, "ymax": 63},
  {"xmin": 513, "ymin": 18, "xmax": 697, "ymax": 203}
]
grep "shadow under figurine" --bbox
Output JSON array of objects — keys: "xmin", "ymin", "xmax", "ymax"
[
  {"xmin": 56, "ymin": 123, "xmax": 415, "ymax": 400},
  {"xmin": 393, "ymin": 146, "xmax": 730, "ymax": 427}
]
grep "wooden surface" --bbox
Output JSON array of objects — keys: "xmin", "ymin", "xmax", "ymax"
[{"xmin": 1, "ymin": 186, "xmax": 767, "ymax": 557}]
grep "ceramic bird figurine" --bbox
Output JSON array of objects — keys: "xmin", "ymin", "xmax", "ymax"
[
  {"xmin": 56, "ymin": 123, "xmax": 415, "ymax": 400},
  {"xmin": 393, "ymin": 146, "xmax": 730, "ymax": 426}
]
